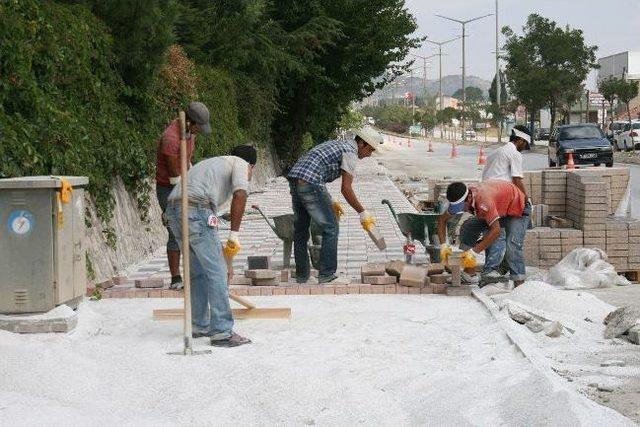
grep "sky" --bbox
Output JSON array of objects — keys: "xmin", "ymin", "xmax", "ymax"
[{"xmin": 404, "ymin": 0, "xmax": 640, "ymax": 90}]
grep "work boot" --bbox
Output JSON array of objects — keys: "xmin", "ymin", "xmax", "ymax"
[
  {"xmin": 480, "ymin": 270, "xmax": 508, "ymax": 286},
  {"xmin": 192, "ymin": 330, "xmax": 211, "ymax": 338},
  {"xmin": 169, "ymin": 276, "xmax": 184, "ymax": 290},
  {"xmin": 211, "ymin": 332, "xmax": 252, "ymax": 348},
  {"xmin": 461, "ymin": 271, "xmax": 479, "ymax": 285}
]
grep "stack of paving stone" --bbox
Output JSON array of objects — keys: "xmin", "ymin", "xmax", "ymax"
[
  {"xmin": 358, "ymin": 260, "xmax": 462, "ymax": 295},
  {"xmin": 522, "ymin": 167, "xmax": 634, "ymax": 272}
]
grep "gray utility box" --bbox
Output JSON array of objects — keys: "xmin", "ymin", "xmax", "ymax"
[{"xmin": 0, "ymin": 176, "xmax": 88, "ymax": 314}]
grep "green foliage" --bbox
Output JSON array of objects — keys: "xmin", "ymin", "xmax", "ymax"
[
  {"xmin": 337, "ymin": 109, "xmax": 365, "ymax": 132},
  {"xmin": 489, "ymin": 71, "xmax": 508, "ymax": 105},
  {"xmin": 437, "ymin": 107, "xmax": 459, "ymax": 125},
  {"xmin": 269, "ymin": 0, "xmax": 421, "ymax": 165},
  {"xmin": 452, "ymin": 86, "xmax": 484, "ymax": 103},
  {"xmin": 502, "ymin": 14, "xmax": 598, "ymax": 134},
  {"xmin": 360, "ymin": 105, "xmax": 413, "ymax": 134}
]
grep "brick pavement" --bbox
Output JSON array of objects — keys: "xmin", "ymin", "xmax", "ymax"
[{"xmin": 101, "ymin": 158, "xmax": 428, "ymax": 298}]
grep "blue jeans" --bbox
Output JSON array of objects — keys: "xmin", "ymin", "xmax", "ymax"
[
  {"xmin": 459, "ymin": 215, "xmax": 527, "ymax": 281},
  {"xmin": 289, "ymin": 180, "xmax": 339, "ymax": 282},
  {"xmin": 165, "ymin": 204, "xmax": 233, "ymax": 339}
]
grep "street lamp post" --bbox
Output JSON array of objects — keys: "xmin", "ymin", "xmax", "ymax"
[
  {"xmin": 425, "ymin": 37, "xmax": 460, "ymax": 138},
  {"xmin": 495, "ymin": 0, "xmax": 502, "ymax": 142},
  {"xmin": 436, "ymin": 13, "xmax": 493, "ymax": 141}
]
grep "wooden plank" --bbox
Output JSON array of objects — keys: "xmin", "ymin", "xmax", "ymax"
[{"xmin": 153, "ymin": 308, "xmax": 291, "ymax": 321}]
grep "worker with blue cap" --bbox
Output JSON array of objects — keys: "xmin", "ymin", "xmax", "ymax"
[{"xmin": 437, "ymin": 180, "xmax": 529, "ymax": 288}]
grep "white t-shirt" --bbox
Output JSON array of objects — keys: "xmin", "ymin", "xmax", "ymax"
[
  {"xmin": 341, "ymin": 148, "xmax": 358, "ymax": 177},
  {"xmin": 168, "ymin": 156, "xmax": 249, "ymax": 210},
  {"xmin": 482, "ymin": 142, "xmax": 523, "ymax": 182}
]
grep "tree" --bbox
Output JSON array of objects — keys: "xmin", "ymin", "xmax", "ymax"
[
  {"xmin": 502, "ymin": 14, "xmax": 598, "ymax": 137},
  {"xmin": 452, "ymin": 86, "xmax": 484, "ymax": 103},
  {"xmin": 437, "ymin": 107, "xmax": 459, "ymax": 125},
  {"xmin": 598, "ymin": 77, "xmax": 618, "ymax": 128},
  {"xmin": 488, "ymin": 70, "xmax": 508, "ymax": 105},
  {"xmin": 267, "ymin": 0, "xmax": 421, "ymax": 165}
]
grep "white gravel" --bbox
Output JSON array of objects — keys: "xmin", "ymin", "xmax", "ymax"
[{"xmin": 0, "ymin": 295, "xmax": 633, "ymax": 426}]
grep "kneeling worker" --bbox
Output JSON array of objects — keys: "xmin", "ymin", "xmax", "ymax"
[
  {"xmin": 437, "ymin": 180, "xmax": 529, "ymax": 287},
  {"xmin": 287, "ymin": 127, "xmax": 382, "ymax": 285},
  {"xmin": 165, "ymin": 145, "xmax": 257, "ymax": 347}
]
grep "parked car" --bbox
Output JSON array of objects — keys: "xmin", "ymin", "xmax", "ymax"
[
  {"xmin": 548, "ymin": 124, "xmax": 613, "ymax": 167},
  {"xmin": 464, "ymin": 129, "xmax": 476, "ymax": 139},
  {"xmin": 614, "ymin": 121, "xmax": 640, "ymax": 151},
  {"xmin": 607, "ymin": 120, "xmax": 627, "ymax": 145},
  {"xmin": 536, "ymin": 128, "xmax": 550, "ymax": 141}
]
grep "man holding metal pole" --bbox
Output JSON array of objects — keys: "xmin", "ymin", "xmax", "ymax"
[{"xmin": 165, "ymin": 144, "xmax": 257, "ymax": 348}]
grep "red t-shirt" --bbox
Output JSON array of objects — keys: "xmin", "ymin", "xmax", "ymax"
[
  {"xmin": 155, "ymin": 119, "xmax": 195, "ymax": 186},
  {"xmin": 470, "ymin": 180, "xmax": 525, "ymax": 225}
]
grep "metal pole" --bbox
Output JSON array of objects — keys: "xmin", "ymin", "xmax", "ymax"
[
  {"xmin": 462, "ymin": 23, "xmax": 466, "ymax": 142},
  {"xmin": 410, "ymin": 69, "xmax": 415, "ymax": 124},
  {"xmin": 585, "ymin": 90, "xmax": 590, "ymax": 123},
  {"xmin": 495, "ymin": 0, "xmax": 501, "ymax": 143},
  {"xmin": 423, "ymin": 57, "xmax": 427, "ymax": 106},
  {"xmin": 439, "ymin": 46, "xmax": 443, "ymax": 138}
]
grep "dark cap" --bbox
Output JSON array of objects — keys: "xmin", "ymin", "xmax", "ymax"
[
  {"xmin": 186, "ymin": 102, "xmax": 211, "ymax": 134},
  {"xmin": 230, "ymin": 145, "xmax": 257, "ymax": 165},
  {"xmin": 446, "ymin": 182, "xmax": 469, "ymax": 215}
]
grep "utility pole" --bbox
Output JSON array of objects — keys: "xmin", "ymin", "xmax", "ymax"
[
  {"xmin": 425, "ymin": 37, "xmax": 460, "ymax": 138},
  {"xmin": 436, "ymin": 13, "xmax": 493, "ymax": 141},
  {"xmin": 410, "ymin": 53, "xmax": 437, "ymax": 106},
  {"xmin": 495, "ymin": 0, "xmax": 502, "ymax": 142}
]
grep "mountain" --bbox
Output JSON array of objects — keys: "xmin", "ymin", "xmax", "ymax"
[{"xmin": 377, "ymin": 74, "xmax": 492, "ymax": 100}]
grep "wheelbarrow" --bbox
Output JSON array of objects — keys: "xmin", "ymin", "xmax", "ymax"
[
  {"xmin": 381, "ymin": 199, "xmax": 442, "ymax": 263},
  {"xmin": 252, "ymin": 205, "xmax": 322, "ymax": 270}
]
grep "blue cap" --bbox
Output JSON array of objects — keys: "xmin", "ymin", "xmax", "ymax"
[{"xmin": 448, "ymin": 200, "xmax": 466, "ymax": 215}]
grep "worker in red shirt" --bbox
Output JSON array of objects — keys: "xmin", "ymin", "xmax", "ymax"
[
  {"xmin": 156, "ymin": 102, "xmax": 212, "ymax": 290},
  {"xmin": 437, "ymin": 180, "xmax": 529, "ymax": 288}
]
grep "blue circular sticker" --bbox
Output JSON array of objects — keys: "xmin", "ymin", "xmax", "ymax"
[{"xmin": 7, "ymin": 210, "xmax": 35, "ymax": 236}]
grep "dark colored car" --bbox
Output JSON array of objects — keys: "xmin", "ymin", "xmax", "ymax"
[
  {"xmin": 537, "ymin": 128, "xmax": 550, "ymax": 141},
  {"xmin": 548, "ymin": 124, "xmax": 613, "ymax": 167}
]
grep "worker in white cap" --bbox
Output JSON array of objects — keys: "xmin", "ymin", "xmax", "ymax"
[
  {"xmin": 461, "ymin": 124, "xmax": 532, "ymax": 285},
  {"xmin": 287, "ymin": 126, "xmax": 383, "ymax": 285}
]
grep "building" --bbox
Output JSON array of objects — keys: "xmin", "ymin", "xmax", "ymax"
[{"xmin": 597, "ymin": 51, "xmax": 640, "ymax": 120}]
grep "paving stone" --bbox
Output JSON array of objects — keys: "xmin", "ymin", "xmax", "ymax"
[
  {"xmin": 252, "ymin": 278, "xmax": 278, "ymax": 286},
  {"xmin": 244, "ymin": 269, "xmax": 277, "ymax": 279},
  {"xmin": 427, "ymin": 263, "xmax": 445, "ymax": 275},
  {"xmin": 247, "ymin": 256, "xmax": 271, "ymax": 270},
  {"xmin": 385, "ymin": 260, "xmax": 406, "ymax": 277},
  {"xmin": 134, "ymin": 277, "xmax": 164, "ymax": 288},
  {"xmin": 430, "ymin": 273, "xmax": 450, "ymax": 284},
  {"xmin": 398, "ymin": 265, "xmax": 427, "ymax": 287},
  {"xmin": 363, "ymin": 274, "xmax": 397, "ymax": 285},
  {"xmin": 230, "ymin": 275, "xmax": 252, "ymax": 285},
  {"xmin": 431, "ymin": 283, "xmax": 446, "ymax": 294}
]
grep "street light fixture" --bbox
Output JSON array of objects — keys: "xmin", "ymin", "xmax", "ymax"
[{"xmin": 436, "ymin": 13, "xmax": 493, "ymax": 141}]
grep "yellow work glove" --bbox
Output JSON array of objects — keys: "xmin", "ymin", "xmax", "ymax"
[
  {"xmin": 461, "ymin": 250, "xmax": 477, "ymax": 269},
  {"xmin": 223, "ymin": 231, "xmax": 241, "ymax": 259},
  {"xmin": 440, "ymin": 244, "xmax": 452, "ymax": 265},
  {"xmin": 332, "ymin": 201, "xmax": 344, "ymax": 220},
  {"xmin": 359, "ymin": 210, "xmax": 376, "ymax": 232}
]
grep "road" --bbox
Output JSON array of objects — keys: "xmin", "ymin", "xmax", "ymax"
[{"xmin": 378, "ymin": 135, "xmax": 639, "ymax": 218}]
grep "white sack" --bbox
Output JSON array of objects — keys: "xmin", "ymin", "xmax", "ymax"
[{"xmin": 547, "ymin": 248, "xmax": 631, "ymax": 289}]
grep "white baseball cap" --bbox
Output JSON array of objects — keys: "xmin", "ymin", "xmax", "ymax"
[{"xmin": 354, "ymin": 126, "xmax": 383, "ymax": 150}]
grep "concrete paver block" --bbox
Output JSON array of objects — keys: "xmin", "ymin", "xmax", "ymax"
[
  {"xmin": 385, "ymin": 260, "xmax": 405, "ymax": 277},
  {"xmin": 0, "ymin": 305, "xmax": 77, "ymax": 334},
  {"xmin": 399, "ymin": 265, "xmax": 427, "ymax": 287},
  {"xmin": 361, "ymin": 263, "xmax": 386, "ymax": 277},
  {"xmin": 230, "ymin": 275, "xmax": 252, "ymax": 285},
  {"xmin": 247, "ymin": 256, "xmax": 271, "ymax": 270},
  {"xmin": 430, "ymin": 273, "xmax": 450, "ymax": 284},
  {"xmin": 134, "ymin": 277, "xmax": 164, "ymax": 288},
  {"xmin": 244, "ymin": 269, "xmax": 277, "ymax": 279},
  {"xmin": 252, "ymin": 278, "xmax": 278, "ymax": 286},
  {"xmin": 363, "ymin": 274, "xmax": 397, "ymax": 285}
]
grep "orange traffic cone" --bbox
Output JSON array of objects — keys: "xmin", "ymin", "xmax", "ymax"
[
  {"xmin": 566, "ymin": 152, "xmax": 576, "ymax": 170},
  {"xmin": 408, "ymin": 138, "xmax": 412, "ymax": 148},
  {"xmin": 428, "ymin": 140, "xmax": 434, "ymax": 152},
  {"xmin": 477, "ymin": 146, "xmax": 486, "ymax": 165},
  {"xmin": 451, "ymin": 142, "xmax": 458, "ymax": 158}
]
